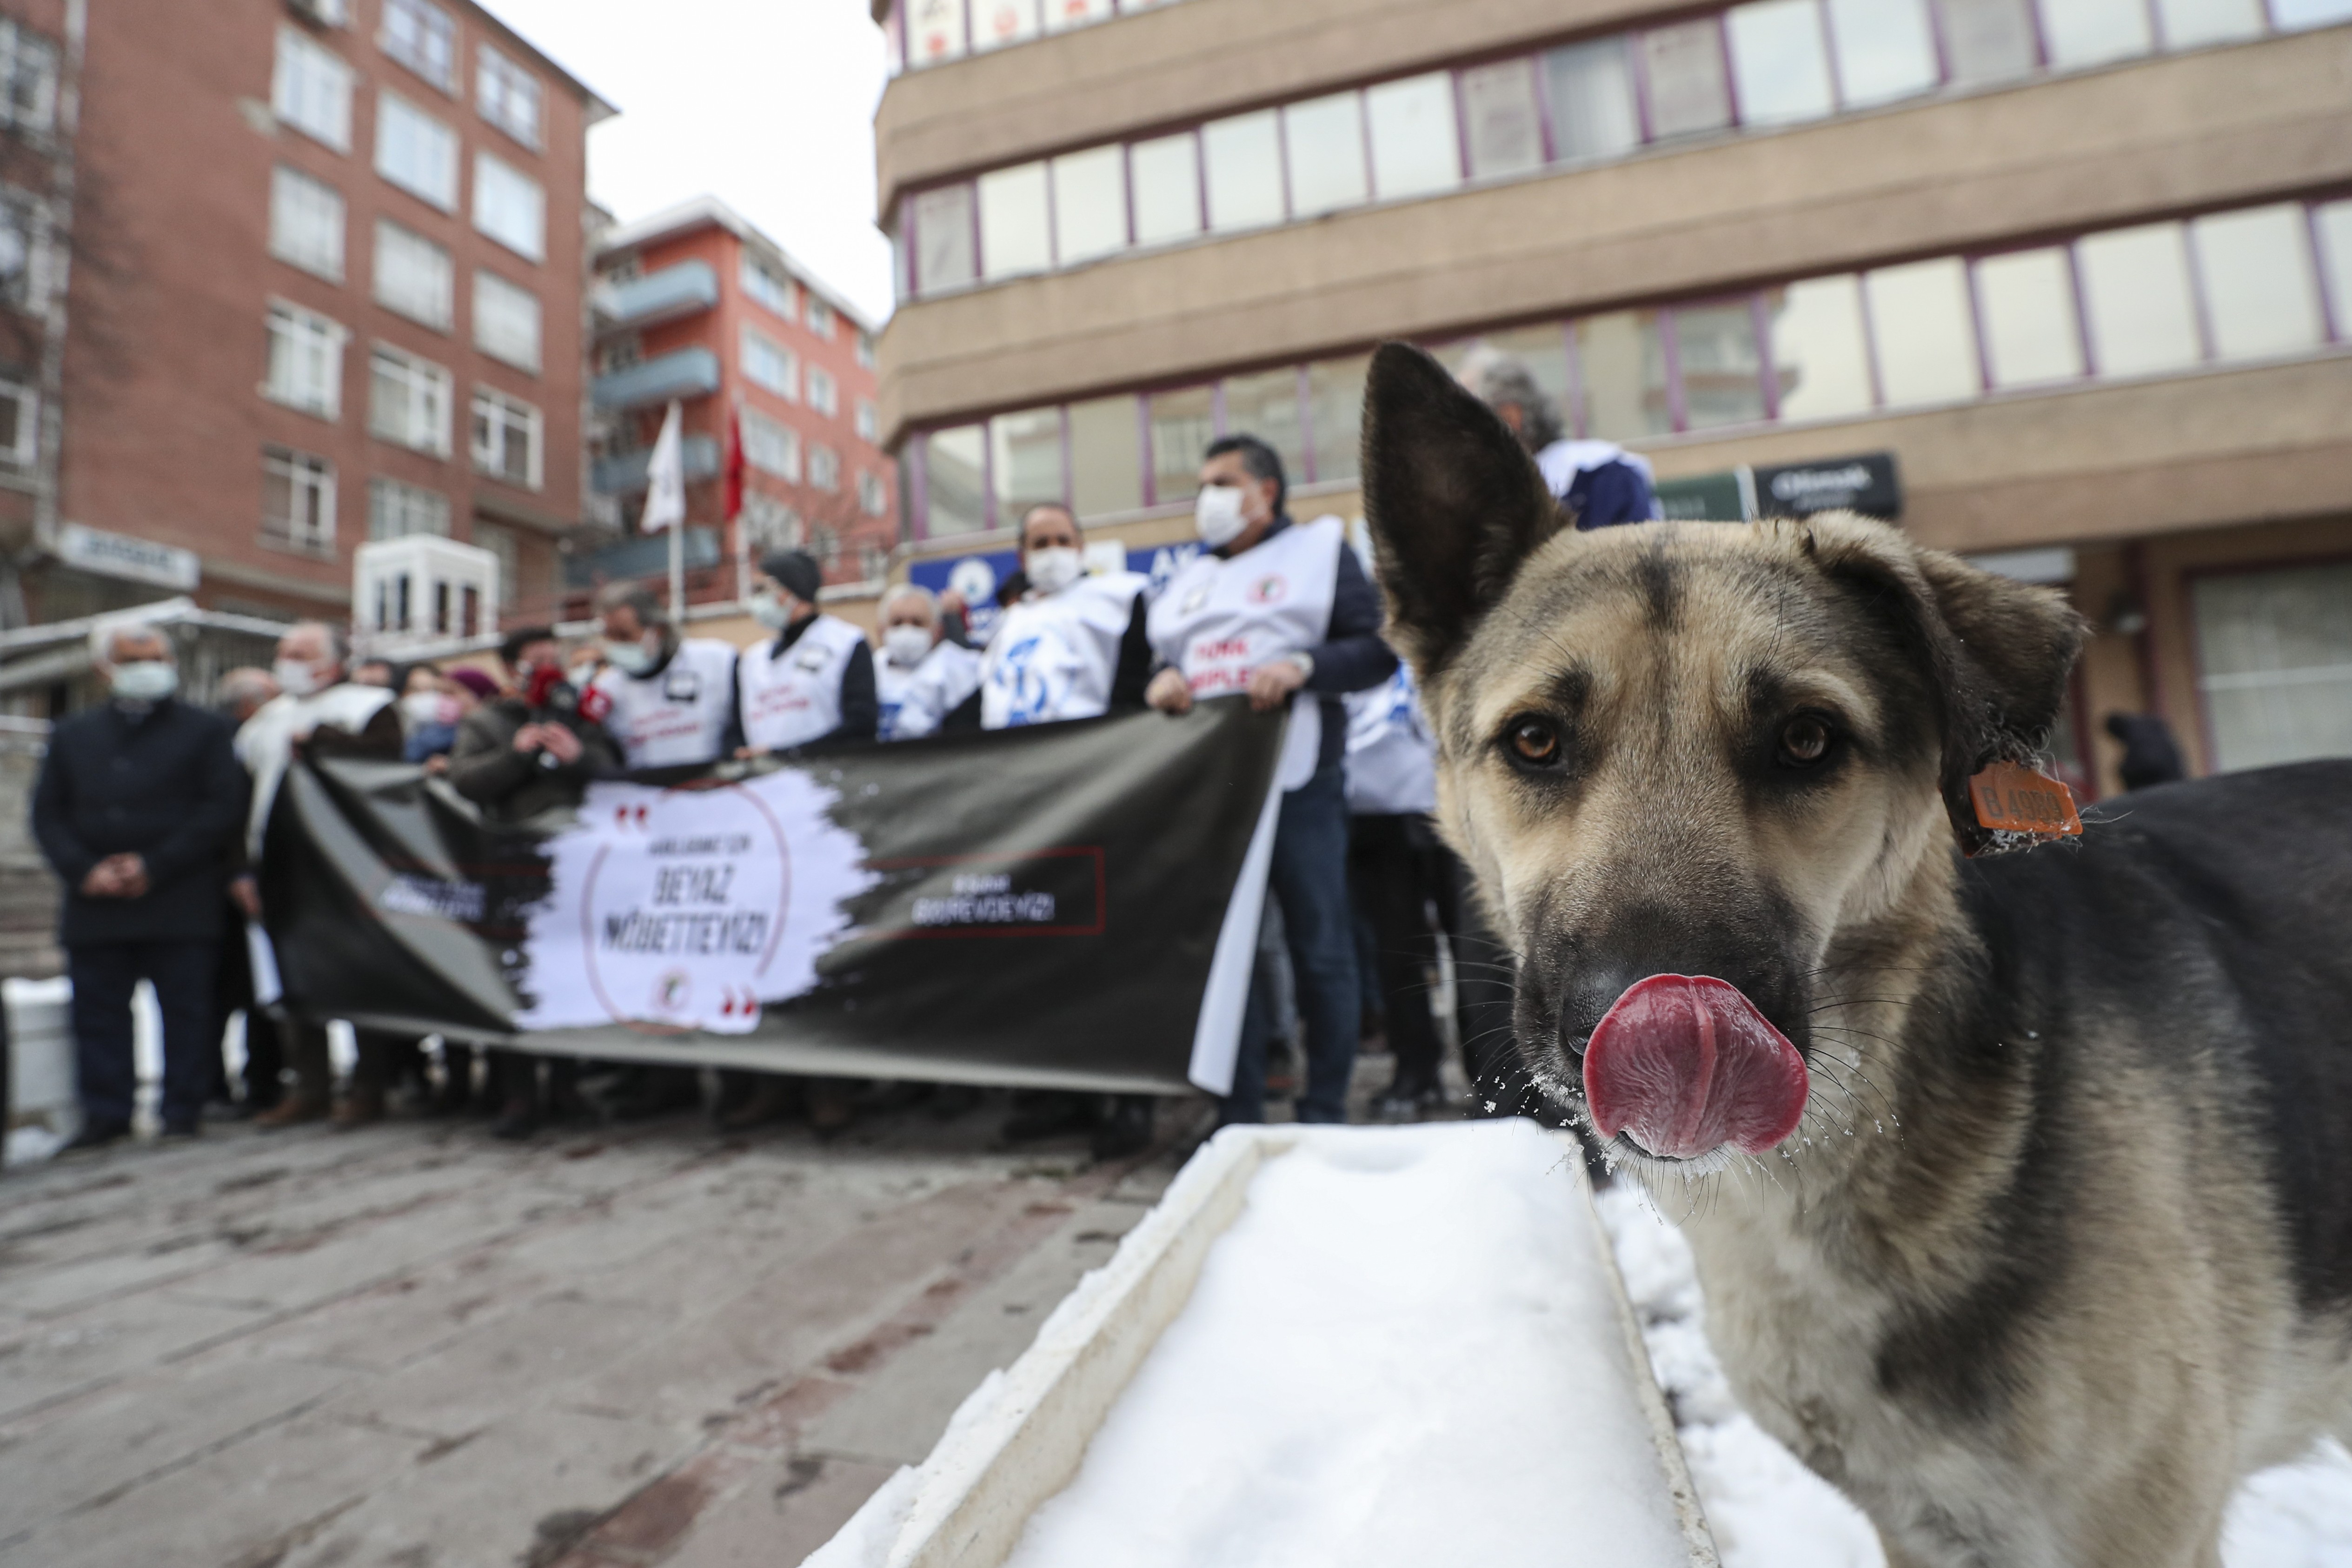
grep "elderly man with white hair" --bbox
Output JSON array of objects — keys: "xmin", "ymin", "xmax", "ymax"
[
  {"xmin": 31, "ymin": 620, "xmax": 247, "ymax": 1150},
  {"xmin": 233, "ymin": 620, "xmax": 404, "ymax": 1128},
  {"xmin": 876, "ymin": 582, "xmax": 981, "ymax": 741}
]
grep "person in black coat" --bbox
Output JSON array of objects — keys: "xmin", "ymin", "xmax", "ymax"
[{"xmin": 31, "ymin": 624, "xmax": 248, "ymax": 1148}]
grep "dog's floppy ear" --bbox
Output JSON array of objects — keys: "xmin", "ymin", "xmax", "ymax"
[
  {"xmin": 1806, "ymin": 515, "xmax": 2089, "ymax": 850},
  {"xmin": 1360, "ymin": 341, "xmax": 1567, "ymax": 677}
]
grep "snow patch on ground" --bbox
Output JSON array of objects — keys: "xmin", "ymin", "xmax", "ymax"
[
  {"xmin": 1594, "ymin": 1182, "xmax": 2352, "ymax": 1567},
  {"xmin": 998, "ymin": 1121, "xmax": 1692, "ymax": 1568}
]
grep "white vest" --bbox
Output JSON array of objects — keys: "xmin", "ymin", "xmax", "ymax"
[
  {"xmin": 880, "ymin": 638, "xmax": 982, "ymax": 741},
  {"xmin": 1345, "ymin": 664, "xmax": 1439, "ymax": 816},
  {"xmin": 738, "ymin": 613, "xmax": 866, "ymax": 751},
  {"xmin": 235, "ymin": 682, "xmax": 396, "ymax": 853},
  {"xmin": 1147, "ymin": 514, "xmax": 1344, "ymax": 790},
  {"xmin": 594, "ymin": 637, "xmax": 737, "ymax": 768},
  {"xmin": 980, "ymin": 572, "xmax": 1149, "ymax": 730}
]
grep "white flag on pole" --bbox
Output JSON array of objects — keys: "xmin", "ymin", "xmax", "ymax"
[{"xmin": 641, "ymin": 400, "xmax": 685, "ymax": 534}]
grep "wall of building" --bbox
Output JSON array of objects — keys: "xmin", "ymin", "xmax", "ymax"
[{"xmin": 52, "ymin": 0, "xmax": 591, "ymax": 624}]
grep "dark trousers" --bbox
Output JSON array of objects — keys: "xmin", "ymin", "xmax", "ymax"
[
  {"xmin": 1228, "ymin": 763, "xmax": 1360, "ymax": 1125},
  {"xmin": 1349, "ymin": 813, "xmax": 1447, "ymax": 1096},
  {"xmin": 209, "ymin": 920, "xmax": 282, "ymax": 1108},
  {"xmin": 67, "ymin": 939, "xmax": 217, "ymax": 1131},
  {"xmin": 285, "ymin": 1021, "xmax": 402, "ymax": 1105}
]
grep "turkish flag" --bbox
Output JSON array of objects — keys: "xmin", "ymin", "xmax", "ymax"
[{"xmin": 724, "ymin": 404, "xmax": 745, "ymax": 523}]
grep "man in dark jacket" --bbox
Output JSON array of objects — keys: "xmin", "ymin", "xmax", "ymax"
[{"xmin": 32, "ymin": 623, "xmax": 248, "ymax": 1148}]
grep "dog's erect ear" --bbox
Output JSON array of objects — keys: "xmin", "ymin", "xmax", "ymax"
[
  {"xmin": 1807, "ymin": 516, "xmax": 2088, "ymax": 851},
  {"xmin": 1360, "ymin": 341, "xmax": 1567, "ymax": 677}
]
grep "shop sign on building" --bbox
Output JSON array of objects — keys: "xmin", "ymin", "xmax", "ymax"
[
  {"xmin": 1754, "ymin": 453, "xmax": 1902, "ymax": 520},
  {"xmin": 56, "ymin": 523, "xmax": 201, "ymax": 591}
]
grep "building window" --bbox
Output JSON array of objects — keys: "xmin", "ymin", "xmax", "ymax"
[
  {"xmin": 2192, "ymin": 563, "xmax": 2352, "ymax": 773},
  {"xmin": 472, "ymin": 152, "xmax": 545, "ymax": 262},
  {"xmin": 373, "ymin": 218, "xmax": 452, "ymax": 329},
  {"xmin": 1130, "ymin": 132, "xmax": 1202, "ymax": 246},
  {"xmin": 369, "ymin": 344, "xmax": 453, "ymax": 456},
  {"xmin": 272, "ymin": 27, "xmax": 353, "ymax": 152},
  {"xmin": 743, "ymin": 409, "xmax": 800, "ymax": 479},
  {"xmin": 855, "ymin": 331, "xmax": 876, "ymax": 369},
  {"xmin": 0, "ymin": 378, "xmax": 36, "ymax": 467},
  {"xmin": 600, "ymin": 334, "xmax": 640, "ymax": 376},
  {"xmin": 742, "ymin": 329, "xmax": 797, "ymax": 398},
  {"xmin": 1203, "ymin": 112, "xmax": 1282, "ymax": 234},
  {"xmin": 859, "ymin": 470, "xmax": 888, "ymax": 516},
  {"xmin": 471, "ymin": 386, "xmax": 543, "ymax": 488},
  {"xmin": 2074, "ymin": 222, "xmax": 2202, "ymax": 377},
  {"xmin": 1545, "ymin": 39, "xmax": 1641, "ymax": 164},
  {"xmin": 1067, "ymin": 393, "xmax": 1141, "ymax": 516},
  {"xmin": 923, "ymin": 425, "xmax": 985, "ymax": 535},
  {"xmin": 2190, "ymin": 204, "xmax": 2326, "ymax": 362},
  {"xmin": 1641, "ymin": 20, "xmax": 1736, "ymax": 140},
  {"xmin": 911, "ymin": 184, "xmax": 977, "ymax": 294},
  {"xmin": 807, "ymin": 297, "xmax": 836, "ymax": 339},
  {"xmin": 1282, "ymin": 93, "xmax": 1367, "ymax": 219},
  {"xmin": 473, "ymin": 271, "xmax": 542, "ymax": 372},
  {"xmin": 376, "ymin": 92, "xmax": 458, "ymax": 211},
  {"xmin": 470, "ymin": 518, "xmax": 521, "ymax": 605},
  {"xmin": 380, "ymin": 0, "xmax": 456, "ymax": 91},
  {"xmin": 1462, "ymin": 59, "xmax": 1544, "ymax": 181},
  {"xmin": 1973, "ymin": 246, "xmax": 2086, "ymax": 387},
  {"xmin": 855, "ymin": 399, "xmax": 877, "ymax": 442},
  {"xmin": 262, "ymin": 446, "xmax": 336, "ymax": 556},
  {"xmin": 1365, "ymin": 73, "xmax": 1461, "ymax": 200},
  {"xmin": 1052, "ymin": 144, "xmax": 1128, "ymax": 265},
  {"xmin": 368, "ymin": 475, "xmax": 451, "ymax": 538},
  {"xmin": 270, "ymin": 166, "xmax": 345, "ymax": 281},
  {"xmin": 1766, "ymin": 274, "xmax": 1874, "ymax": 421},
  {"xmin": 742, "ymin": 490, "xmax": 802, "ymax": 551},
  {"xmin": 979, "ymin": 162, "xmax": 1050, "ymax": 281},
  {"xmin": 1863, "ymin": 257, "xmax": 1979, "ymax": 408},
  {"xmin": 1826, "ymin": 0, "xmax": 1939, "ymax": 107},
  {"xmin": 2037, "ymin": 0, "xmax": 2154, "ymax": 69},
  {"xmin": 264, "ymin": 302, "xmax": 346, "ymax": 419},
  {"xmin": 807, "ymin": 366, "xmax": 838, "ymax": 417},
  {"xmin": 810, "ymin": 525, "xmax": 839, "ymax": 571},
  {"xmin": 476, "ymin": 46, "xmax": 542, "ymax": 148},
  {"xmin": 992, "ymin": 405, "xmax": 1065, "ymax": 520},
  {"xmin": 742, "ymin": 254, "xmax": 796, "ymax": 319},
  {"xmin": 1726, "ymin": 0, "xmax": 1837, "ymax": 127},
  {"xmin": 1938, "ymin": 0, "xmax": 2041, "ymax": 85},
  {"xmin": 0, "ymin": 20, "xmax": 58, "ymax": 135},
  {"xmin": 809, "ymin": 444, "xmax": 840, "ymax": 491}
]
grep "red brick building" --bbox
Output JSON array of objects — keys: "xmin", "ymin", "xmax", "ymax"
[
  {"xmin": 7, "ymin": 0, "xmax": 606, "ymax": 631},
  {"xmin": 591, "ymin": 197, "xmax": 894, "ymax": 592}
]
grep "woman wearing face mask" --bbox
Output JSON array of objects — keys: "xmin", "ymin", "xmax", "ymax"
[
  {"xmin": 978, "ymin": 503, "xmax": 1153, "ymax": 731},
  {"xmin": 734, "ymin": 549, "xmax": 878, "ymax": 756},
  {"xmin": 876, "ymin": 583, "xmax": 981, "ymax": 742}
]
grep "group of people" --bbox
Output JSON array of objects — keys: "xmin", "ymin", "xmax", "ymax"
[{"xmin": 28, "ymin": 352, "xmax": 1656, "ymax": 1161}]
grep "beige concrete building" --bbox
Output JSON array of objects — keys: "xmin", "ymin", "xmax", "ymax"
[{"xmin": 870, "ymin": 0, "xmax": 2352, "ymax": 797}]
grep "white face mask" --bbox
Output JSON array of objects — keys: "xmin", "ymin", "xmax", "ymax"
[
  {"xmin": 110, "ymin": 661, "xmax": 177, "ymax": 702},
  {"xmin": 401, "ymin": 691, "xmax": 456, "ymax": 726},
  {"xmin": 272, "ymin": 658, "xmax": 321, "ymax": 698},
  {"xmin": 750, "ymin": 591, "xmax": 796, "ymax": 631},
  {"xmin": 883, "ymin": 625, "xmax": 933, "ymax": 668},
  {"xmin": 605, "ymin": 637, "xmax": 657, "ymax": 677},
  {"xmin": 1195, "ymin": 484, "xmax": 1249, "ymax": 548},
  {"xmin": 1024, "ymin": 546, "xmax": 1083, "ymax": 595}
]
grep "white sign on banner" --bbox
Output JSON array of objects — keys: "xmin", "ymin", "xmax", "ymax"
[
  {"xmin": 514, "ymin": 769, "xmax": 877, "ymax": 1035},
  {"xmin": 57, "ymin": 523, "xmax": 200, "ymax": 591}
]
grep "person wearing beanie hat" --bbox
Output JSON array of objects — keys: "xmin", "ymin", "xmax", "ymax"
[{"xmin": 725, "ymin": 548, "xmax": 878, "ymax": 1135}]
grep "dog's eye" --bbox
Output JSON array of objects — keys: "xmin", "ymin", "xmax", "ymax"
[
  {"xmin": 1778, "ymin": 716, "xmax": 1833, "ymax": 766},
  {"xmin": 1508, "ymin": 718, "xmax": 1562, "ymax": 767}
]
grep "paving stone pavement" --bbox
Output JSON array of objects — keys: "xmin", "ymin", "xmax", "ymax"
[{"xmin": 0, "ymin": 1092, "xmax": 1205, "ymax": 1568}]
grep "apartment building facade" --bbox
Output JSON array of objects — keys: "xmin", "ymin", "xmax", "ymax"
[
  {"xmin": 0, "ymin": 0, "xmax": 604, "ymax": 635},
  {"xmin": 590, "ymin": 197, "xmax": 895, "ymax": 597},
  {"xmin": 871, "ymin": 0, "xmax": 2352, "ymax": 796}
]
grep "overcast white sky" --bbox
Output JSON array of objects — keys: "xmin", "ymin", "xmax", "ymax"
[{"xmin": 476, "ymin": 0, "xmax": 897, "ymax": 325}]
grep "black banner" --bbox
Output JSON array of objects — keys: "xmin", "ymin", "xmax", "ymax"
[{"xmin": 258, "ymin": 699, "xmax": 1287, "ymax": 1095}]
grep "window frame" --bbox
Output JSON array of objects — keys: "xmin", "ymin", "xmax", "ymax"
[
  {"xmin": 470, "ymin": 384, "xmax": 544, "ymax": 490},
  {"xmin": 372, "ymin": 216, "xmax": 454, "ymax": 330},
  {"xmin": 263, "ymin": 300, "xmax": 348, "ymax": 420},
  {"xmin": 472, "ymin": 270, "xmax": 543, "ymax": 373},
  {"xmin": 379, "ymin": 0, "xmax": 458, "ymax": 93},
  {"xmin": 374, "ymin": 89, "xmax": 460, "ymax": 212},
  {"xmin": 0, "ymin": 376, "xmax": 36, "ymax": 467},
  {"xmin": 472, "ymin": 149, "xmax": 546, "ymax": 263},
  {"xmin": 367, "ymin": 475, "xmax": 452, "ymax": 539},
  {"xmin": 742, "ymin": 407, "xmax": 802, "ymax": 480},
  {"xmin": 807, "ymin": 365, "xmax": 838, "ymax": 417},
  {"xmin": 272, "ymin": 26, "xmax": 354, "ymax": 153},
  {"xmin": 742, "ymin": 327, "xmax": 799, "ymax": 399},
  {"xmin": 475, "ymin": 44, "xmax": 544, "ymax": 150},
  {"xmin": 270, "ymin": 165, "xmax": 346, "ymax": 282},
  {"xmin": 367, "ymin": 342, "xmax": 455, "ymax": 457},
  {"xmin": 261, "ymin": 445, "xmax": 338, "ymax": 558}
]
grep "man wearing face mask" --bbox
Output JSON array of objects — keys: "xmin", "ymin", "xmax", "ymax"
[
  {"xmin": 980, "ymin": 503, "xmax": 1152, "ymax": 731},
  {"xmin": 1147, "ymin": 435, "xmax": 1398, "ymax": 1126},
  {"xmin": 877, "ymin": 584, "xmax": 981, "ymax": 742},
  {"xmin": 734, "ymin": 549, "xmax": 877, "ymax": 756},
  {"xmin": 33, "ymin": 624, "xmax": 248, "ymax": 1150},
  {"xmin": 590, "ymin": 582, "xmax": 740, "ymax": 769},
  {"xmin": 234, "ymin": 621, "xmax": 406, "ymax": 1128}
]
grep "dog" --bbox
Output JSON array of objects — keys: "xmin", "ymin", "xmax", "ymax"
[{"xmin": 1356, "ymin": 340, "xmax": 2352, "ymax": 1568}]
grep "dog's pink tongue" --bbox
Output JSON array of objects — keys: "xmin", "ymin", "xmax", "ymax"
[{"xmin": 1583, "ymin": 975, "xmax": 1809, "ymax": 1159}]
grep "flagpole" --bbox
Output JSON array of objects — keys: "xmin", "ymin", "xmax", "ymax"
[{"xmin": 669, "ymin": 513, "xmax": 684, "ymax": 626}]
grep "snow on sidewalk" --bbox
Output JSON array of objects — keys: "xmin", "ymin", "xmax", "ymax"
[{"xmin": 1593, "ymin": 1183, "xmax": 2352, "ymax": 1568}]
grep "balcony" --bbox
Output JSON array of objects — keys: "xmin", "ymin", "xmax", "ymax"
[
  {"xmin": 594, "ymin": 260, "xmax": 719, "ymax": 335},
  {"xmin": 592, "ymin": 434, "xmax": 722, "ymax": 496},
  {"xmin": 592, "ymin": 346, "xmax": 722, "ymax": 412},
  {"xmin": 562, "ymin": 526, "xmax": 724, "ymax": 589}
]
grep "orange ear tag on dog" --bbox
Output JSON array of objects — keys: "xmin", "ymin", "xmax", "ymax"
[{"xmin": 1969, "ymin": 760, "xmax": 2082, "ymax": 839}]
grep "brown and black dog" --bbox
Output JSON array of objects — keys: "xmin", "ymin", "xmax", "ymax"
[{"xmin": 1357, "ymin": 340, "xmax": 2352, "ymax": 1568}]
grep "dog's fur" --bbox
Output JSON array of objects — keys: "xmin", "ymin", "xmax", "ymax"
[{"xmin": 1358, "ymin": 341, "xmax": 2352, "ymax": 1568}]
